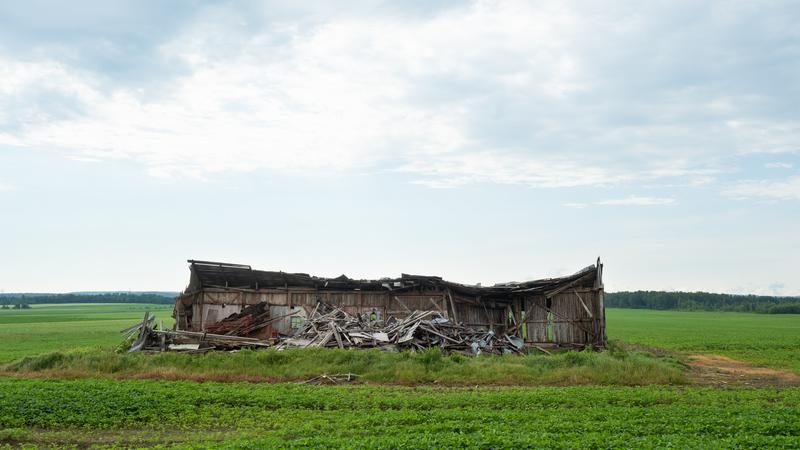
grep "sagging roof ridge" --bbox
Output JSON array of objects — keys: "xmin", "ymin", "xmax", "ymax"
[{"xmin": 185, "ymin": 259, "xmax": 600, "ymax": 298}]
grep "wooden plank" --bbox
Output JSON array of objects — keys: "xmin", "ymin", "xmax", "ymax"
[
  {"xmin": 393, "ymin": 296, "xmax": 413, "ymax": 314},
  {"xmin": 573, "ymin": 289, "xmax": 593, "ymax": 318},
  {"xmin": 332, "ymin": 326, "xmax": 344, "ymax": 349},
  {"xmin": 446, "ymin": 289, "xmax": 458, "ymax": 323},
  {"xmin": 544, "ymin": 271, "xmax": 595, "ymax": 299}
]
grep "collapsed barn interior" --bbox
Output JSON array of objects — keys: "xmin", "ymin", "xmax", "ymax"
[{"xmin": 173, "ymin": 259, "xmax": 606, "ymax": 348}]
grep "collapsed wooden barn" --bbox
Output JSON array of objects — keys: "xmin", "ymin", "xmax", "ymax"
[{"xmin": 173, "ymin": 259, "xmax": 606, "ymax": 348}]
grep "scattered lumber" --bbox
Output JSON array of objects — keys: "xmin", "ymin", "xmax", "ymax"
[
  {"xmin": 300, "ymin": 373, "xmax": 359, "ymax": 385},
  {"xmin": 123, "ymin": 312, "xmax": 271, "ymax": 353},
  {"xmin": 276, "ymin": 302, "xmax": 525, "ymax": 355},
  {"xmin": 123, "ymin": 302, "xmax": 525, "ymax": 355}
]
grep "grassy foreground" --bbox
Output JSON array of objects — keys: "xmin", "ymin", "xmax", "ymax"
[
  {"xmin": 1, "ymin": 378, "xmax": 798, "ymax": 448},
  {"xmin": 607, "ymin": 309, "xmax": 800, "ymax": 373},
  {"xmin": 2, "ymin": 346, "xmax": 686, "ymax": 386},
  {"xmin": 1, "ymin": 304, "xmax": 798, "ymax": 448}
]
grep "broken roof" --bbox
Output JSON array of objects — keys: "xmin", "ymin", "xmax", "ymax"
[{"xmin": 185, "ymin": 259, "xmax": 601, "ymax": 299}]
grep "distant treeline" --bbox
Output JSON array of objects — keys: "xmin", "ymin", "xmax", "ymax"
[
  {"xmin": 0, "ymin": 292, "xmax": 176, "ymax": 306},
  {"xmin": 3, "ymin": 290, "xmax": 799, "ymax": 313},
  {"xmin": 606, "ymin": 291, "xmax": 800, "ymax": 314}
]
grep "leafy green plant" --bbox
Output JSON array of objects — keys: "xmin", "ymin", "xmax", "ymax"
[{"xmin": 0, "ymin": 378, "xmax": 798, "ymax": 448}]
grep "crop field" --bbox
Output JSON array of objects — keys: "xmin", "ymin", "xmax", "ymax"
[
  {"xmin": 1, "ymin": 304, "xmax": 799, "ymax": 448},
  {"xmin": 607, "ymin": 309, "xmax": 800, "ymax": 374},
  {"xmin": 0, "ymin": 303, "xmax": 173, "ymax": 363},
  {"xmin": 1, "ymin": 378, "xmax": 799, "ymax": 448},
  {"xmin": 3, "ymin": 304, "xmax": 796, "ymax": 373}
]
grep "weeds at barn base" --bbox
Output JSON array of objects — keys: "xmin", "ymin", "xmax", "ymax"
[{"xmin": 3, "ymin": 344, "xmax": 686, "ymax": 386}]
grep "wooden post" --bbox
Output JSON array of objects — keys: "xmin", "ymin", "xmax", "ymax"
[
  {"xmin": 199, "ymin": 293, "xmax": 205, "ymax": 332},
  {"xmin": 593, "ymin": 257, "xmax": 606, "ymax": 346},
  {"xmin": 446, "ymin": 290, "xmax": 458, "ymax": 323}
]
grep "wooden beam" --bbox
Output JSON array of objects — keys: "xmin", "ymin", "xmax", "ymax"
[
  {"xmin": 428, "ymin": 297, "xmax": 445, "ymax": 315},
  {"xmin": 545, "ymin": 271, "xmax": 595, "ymax": 299},
  {"xmin": 573, "ymin": 289, "xmax": 593, "ymax": 318},
  {"xmin": 393, "ymin": 296, "xmax": 413, "ymax": 314},
  {"xmin": 446, "ymin": 289, "xmax": 458, "ymax": 323}
]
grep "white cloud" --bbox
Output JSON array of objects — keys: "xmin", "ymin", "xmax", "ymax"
[
  {"xmin": 596, "ymin": 196, "xmax": 675, "ymax": 206},
  {"xmin": 765, "ymin": 162, "xmax": 793, "ymax": 169},
  {"xmin": 723, "ymin": 176, "xmax": 800, "ymax": 201},
  {"xmin": 0, "ymin": 1, "xmax": 798, "ymax": 189},
  {"xmin": 404, "ymin": 151, "xmax": 633, "ymax": 188},
  {"xmin": 565, "ymin": 196, "xmax": 675, "ymax": 207},
  {"xmin": 0, "ymin": 183, "xmax": 15, "ymax": 192},
  {"xmin": 66, "ymin": 155, "xmax": 102, "ymax": 163},
  {"xmin": 730, "ymin": 281, "xmax": 792, "ymax": 297}
]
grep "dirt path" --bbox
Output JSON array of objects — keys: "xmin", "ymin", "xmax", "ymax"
[{"xmin": 688, "ymin": 354, "xmax": 800, "ymax": 387}]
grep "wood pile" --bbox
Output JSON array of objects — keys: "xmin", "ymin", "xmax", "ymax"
[
  {"xmin": 123, "ymin": 311, "xmax": 271, "ymax": 353},
  {"xmin": 276, "ymin": 302, "xmax": 525, "ymax": 355},
  {"xmin": 123, "ymin": 303, "xmax": 525, "ymax": 355},
  {"xmin": 204, "ymin": 302, "xmax": 275, "ymax": 337}
]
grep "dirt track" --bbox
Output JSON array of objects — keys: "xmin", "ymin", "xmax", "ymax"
[{"xmin": 689, "ymin": 354, "xmax": 800, "ymax": 387}]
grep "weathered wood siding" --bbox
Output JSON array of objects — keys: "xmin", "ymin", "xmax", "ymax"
[
  {"xmin": 188, "ymin": 289, "xmax": 448, "ymax": 335},
  {"xmin": 183, "ymin": 285, "xmax": 605, "ymax": 346},
  {"xmin": 524, "ymin": 296, "xmax": 550, "ymax": 342},
  {"xmin": 523, "ymin": 288, "xmax": 604, "ymax": 345},
  {"xmin": 454, "ymin": 303, "xmax": 507, "ymax": 331}
]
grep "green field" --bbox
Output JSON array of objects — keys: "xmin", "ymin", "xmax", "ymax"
[
  {"xmin": 1, "ymin": 306, "xmax": 687, "ymax": 386},
  {"xmin": 2, "ymin": 304, "xmax": 797, "ymax": 373},
  {"xmin": 607, "ymin": 309, "xmax": 800, "ymax": 374},
  {"xmin": 1, "ymin": 304, "xmax": 799, "ymax": 448},
  {"xmin": 0, "ymin": 303, "xmax": 173, "ymax": 364},
  {"xmin": 1, "ymin": 378, "xmax": 798, "ymax": 448}
]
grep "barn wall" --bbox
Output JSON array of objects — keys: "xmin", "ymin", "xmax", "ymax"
[
  {"xmin": 453, "ymin": 303, "xmax": 508, "ymax": 332},
  {"xmin": 523, "ymin": 288, "xmax": 604, "ymax": 346},
  {"xmin": 183, "ymin": 285, "xmax": 605, "ymax": 347},
  {"xmin": 188, "ymin": 288, "xmax": 449, "ymax": 335},
  {"xmin": 550, "ymin": 290, "xmax": 596, "ymax": 344},
  {"xmin": 524, "ymin": 295, "xmax": 549, "ymax": 343}
]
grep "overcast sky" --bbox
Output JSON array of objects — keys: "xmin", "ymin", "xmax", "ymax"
[{"xmin": 1, "ymin": 0, "xmax": 798, "ymax": 294}]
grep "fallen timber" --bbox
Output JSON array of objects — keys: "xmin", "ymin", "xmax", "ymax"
[
  {"xmin": 276, "ymin": 302, "xmax": 525, "ymax": 355},
  {"xmin": 124, "ymin": 302, "xmax": 525, "ymax": 355},
  {"xmin": 124, "ymin": 311, "xmax": 270, "ymax": 353}
]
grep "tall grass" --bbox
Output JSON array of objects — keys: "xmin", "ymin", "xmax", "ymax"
[{"xmin": 2, "ymin": 345, "xmax": 686, "ymax": 385}]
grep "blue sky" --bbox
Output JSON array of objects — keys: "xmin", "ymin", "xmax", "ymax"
[{"xmin": 0, "ymin": 1, "xmax": 798, "ymax": 294}]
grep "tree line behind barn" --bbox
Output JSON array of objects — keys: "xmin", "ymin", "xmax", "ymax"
[
  {"xmin": 0, "ymin": 292, "xmax": 176, "ymax": 306},
  {"xmin": 606, "ymin": 291, "xmax": 800, "ymax": 313}
]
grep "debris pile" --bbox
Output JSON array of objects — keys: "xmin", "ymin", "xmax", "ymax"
[
  {"xmin": 277, "ymin": 302, "xmax": 524, "ymax": 355},
  {"xmin": 204, "ymin": 302, "xmax": 274, "ymax": 338},
  {"xmin": 124, "ymin": 303, "xmax": 525, "ymax": 355},
  {"xmin": 300, "ymin": 373, "xmax": 359, "ymax": 385},
  {"xmin": 124, "ymin": 311, "xmax": 271, "ymax": 353}
]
